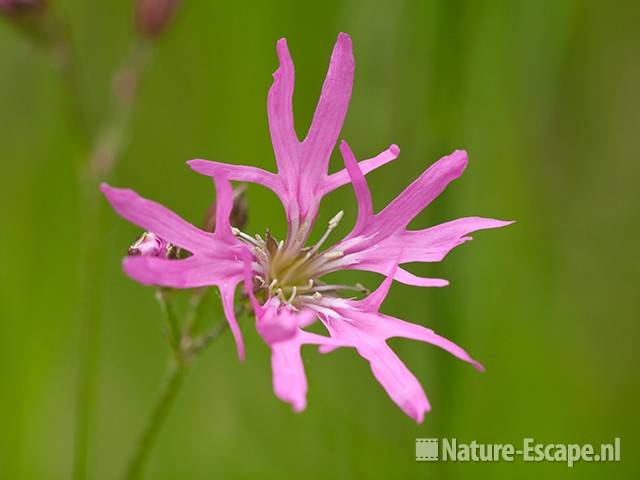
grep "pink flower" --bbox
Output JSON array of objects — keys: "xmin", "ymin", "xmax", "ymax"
[
  {"xmin": 128, "ymin": 232, "xmax": 172, "ymax": 258},
  {"xmin": 102, "ymin": 33, "xmax": 512, "ymax": 422}
]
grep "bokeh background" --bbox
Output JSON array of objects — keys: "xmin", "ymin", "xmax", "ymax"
[{"xmin": 1, "ymin": 1, "xmax": 639, "ymax": 479}]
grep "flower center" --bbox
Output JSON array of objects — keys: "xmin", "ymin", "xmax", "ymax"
[{"xmin": 232, "ymin": 211, "xmax": 367, "ymax": 309}]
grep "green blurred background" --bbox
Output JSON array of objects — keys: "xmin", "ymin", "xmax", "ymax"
[{"xmin": 1, "ymin": 0, "xmax": 639, "ymax": 478}]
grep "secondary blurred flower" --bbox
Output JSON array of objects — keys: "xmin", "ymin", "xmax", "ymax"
[
  {"xmin": 102, "ymin": 33, "xmax": 512, "ymax": 422},
  {"xmin": 135, "ymin": 0, "xmax": 181, "ymax": 38},
  {"xmin": 128, "ymin": 232, "xmax": 172, "ymax": 258},
  {"xmin": 0, "ymin": 0, "xmax": 46, "ymax": 15}
]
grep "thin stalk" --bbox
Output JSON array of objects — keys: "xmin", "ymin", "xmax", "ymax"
[
  {"xmin": 156, "ymin": 289, "xmax": 181, "ymax": 360},
  {"xmin": 122, "ymin": 302, "xmax": 233, "ymax": 480}
]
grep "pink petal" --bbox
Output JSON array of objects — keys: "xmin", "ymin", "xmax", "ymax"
[
  {"xmin": 101, "ymin": 184, "xmax": 218, "ymax": 256},
  {"xmin": 256, "ymin": 300, "xmax": 300, "ymax": 345},
  {"xmin": 398, "ymin": 217, "xmax": 515, "ymax": 262},
  {"xmin": 324, "ymin": 144, "xmax": 400, "ymax": 194},
  {"xmin": 270, "ymin": 335, "xmax": 308, "ymax": 412},
  {"xmin": 187, "ymin": 160, "xmax": 283, "ymax": 197},
  {"xmin": 324, "ymin": 317, "xmax": 430, "ymax": 422},
  {"xmin": 362, "ymin": 149, "xmax": 469, "ymax": 241},
  {"xmin": 268, "ymin": 38, "xmax": 299, "ymax": 185},
  {"xmin": 220, "ymin": 283, "xmax": 245, "ymax": 361},
  {"xmin": 339, "ymin": 140, "xmax": 372, "ymax": 234},
  {"xmin": 357, "ymin": 256, "xmax": 397, "ymax": 312},
  {"xmin": 345, "ymin": 260, "xmax": 450, "ymax": 288},
  {"xmin": 211, "ymin": 175, "xmax": 239, "ymax": 242},
  {"xmin": 268, "ymin": 33, "xmax": 354, "ymax": 225},
  {"xmin": 358, "ymin": 341, "xmax": 431, "ymax": 422},
  {"xmin": 301, "ymin": 33, "xmax": 354, "ymax": 184},
  {"xmin": 373, "ymin": 314, "xmax": 484, "ymax": 371},
  {"xmin": 123, "ymin": 255, "xmax": 243, "ymax": 288},
  {"xmin": 267, "ymin": 316, "xmax": 348, "ymax": 413}
]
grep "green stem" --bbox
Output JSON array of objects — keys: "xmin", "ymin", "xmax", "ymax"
[
  {"xmin": 122, "ymin": 305, "xmax": 231, "ymax": 480},
  {"xmin": 156, "ymin": 289, "xmax": 182, "ymax": 360},
  {"xmin": 124, "ymin": 360, "xmax": 187, "ymax": 480}
]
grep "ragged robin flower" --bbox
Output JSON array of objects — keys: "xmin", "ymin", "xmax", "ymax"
[{"xmin": 101, "ymin": 33, "xmax": 512, "ymax": 422}]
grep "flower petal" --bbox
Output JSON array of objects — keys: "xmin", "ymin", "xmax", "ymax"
[
  {"xmin": 323, "ymin": 317, "xmax": 430, "ymax": 422},
  {"xmin": 360, "ymin": 149, "xmax": 468, "ymax": 242},
  {"xmin": 187, "ymin": 160, "xmax": 283, "ymax": 197},
  {"xmin": 268, "ymin": 37, "xmax": 299, "ymax": 185},
  {"xmin": 220, "ymin": 283, "xmax": 245, "ymax": 361},
  {"xmin": 270, "ymin": 335, "xmax": 308, "ymax": 412},
  {"xmin": 358, "ymin": 340, "xmax": 431, "ymax": 422},
  {"xmin": 373, "ymin": 314, "xmax": 484, "ymax": 371},
  {"xmin": 323, "ymin": 144, "xmax": 400, "ymax": 194},
  {"xmin": 397, "ymin": 217, "xmax": 515, "ymax": 263},
  {"xmin": 339, "ymin": 140, "xmax": 372, "ymax": 234},
  {"xmin": 211, "ymin": 174, "xmax": 239, "ymax": 242},
  {"xmin": 123, "ymin": 255, "xmax": 243, "ymax": 288},
  {"xmin": 101, "ymin": 184, "xmax": 218, "ymax": 256},
  {"xmin": 256, "ymin": 299, "xmax": 300, "ymax": 345},
  {"xmin": 301, "ymin": 33, "xmax": 354, "ymax": 184}
]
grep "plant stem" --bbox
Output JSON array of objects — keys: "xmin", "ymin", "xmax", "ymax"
[
  {"xmin": 124, "ymin": 360, "xmax": 187, "ymax": 480},
  {"xmin": 156, "ymin": 289, "xmax": 182, "ymax": 360},
  {"xmin": 122, "ymin": 310, "xmax": 231, "ymax": 480}
]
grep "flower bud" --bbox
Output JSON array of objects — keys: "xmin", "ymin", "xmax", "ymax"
[
  {"xmin": 134, "ymin": 0, "xmax": 181, "ymax": 39},
  {"xmin": 0, "ymin": 0, "xmax": 47, "ymax": 15},
  {"xmin": 203, "ymin": 185, "xmax": 249, "ymax": 233},
  {"xmin": 128, "ymin": 232, "xmax": 173, "ymax": 258}
]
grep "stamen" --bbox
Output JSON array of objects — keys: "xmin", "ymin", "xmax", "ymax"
[
  {"xmin": 304, "ymin": 210, "xmax": 344, "ymax": 260},
  {"xmin": 232, "ymin": 227, "xmax": 262, "ymax": 247},
  {"xmin": 311, "ymin": 283, "xmax": 369, "ymax": 294},
  {"xmin": 288, "ymin": 286, "xmax": 297, "ymax": 303},
  {"xmin": 279, "ymin": 211, "xmax": 345, "ymax": 286},
  {"xmin": 322, "ymin": 251, "xmax": 344, "ymax": 260}
]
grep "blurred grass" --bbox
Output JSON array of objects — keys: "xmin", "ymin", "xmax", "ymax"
[{"xmin": 1, "ymin": 0, "xmax": 639, "ymax": 479}]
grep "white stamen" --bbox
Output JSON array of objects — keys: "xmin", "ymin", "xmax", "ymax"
[
  {"xmin": 323, "ymin": 251, "xmax": 344, "ymax": 260},
  {"xmin": 232, "ymin": 227, "xmax": 261, "ymax": 246},
  {"xmin": 329, "ymin": 210, "xmax": 344, "ymax": 228},
  {"xmin": 288, "ymin": 286, "xmax": 297, "ymax": 303},
  {"xmin": 300, "ymin": 210, "xmax": 345, "ymax": 263}
]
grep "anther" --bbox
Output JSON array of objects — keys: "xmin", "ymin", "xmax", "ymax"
[
  {"xmin": 329, "ymin": 210, "xmax": 344, "ymax": 229},
  {"xmin": 323, "ymin": 251, "xmax": 344, "ymax": 260}
]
